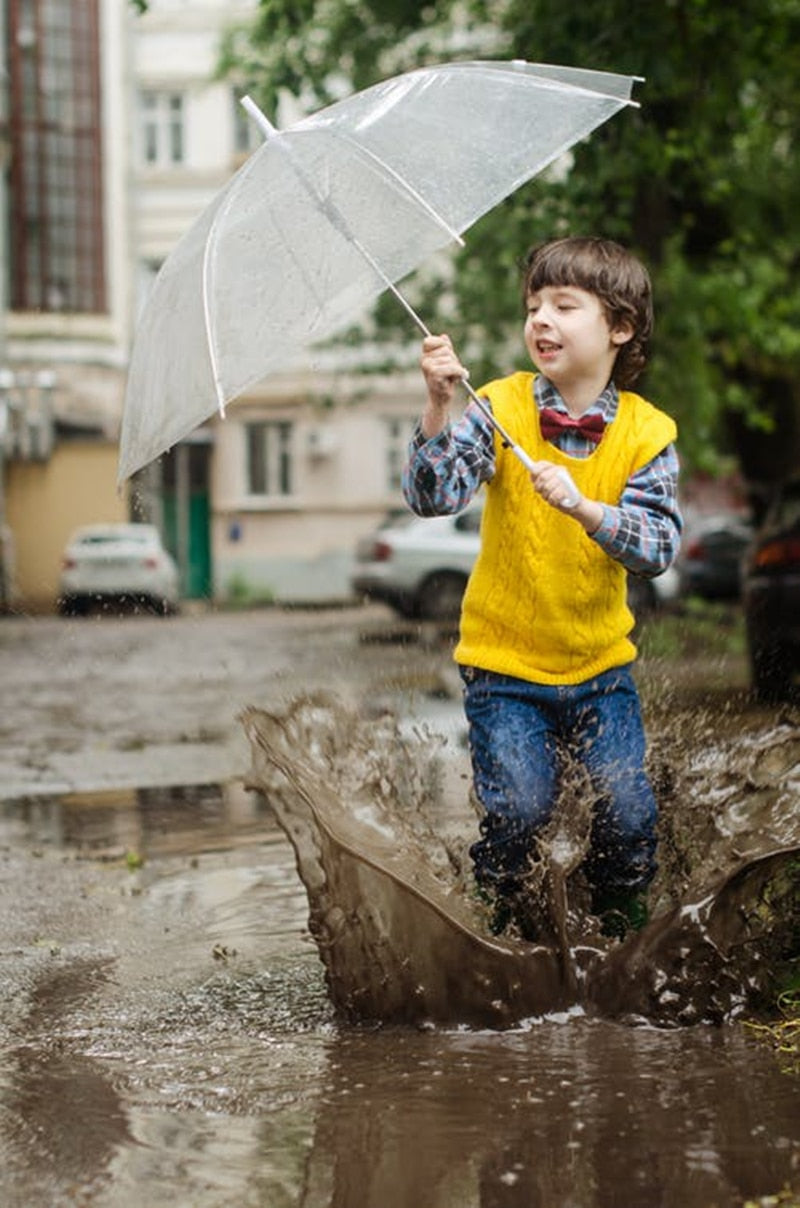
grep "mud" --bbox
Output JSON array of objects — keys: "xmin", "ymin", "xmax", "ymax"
[
  {"xmin": 244, "ymin": 693, "xmax": 799, "ymax": 1028},
  {"xmin": 1, "ymin": 606, "xmax": 799, "ymax": 1206}
]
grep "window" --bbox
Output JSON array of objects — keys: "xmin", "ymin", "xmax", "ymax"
[
  {"xmin": 384, "ymin": 417, "xmax": 415, "ymax": 492},
  {"xmin": 139, "ymin": 91, "xmax": 185, "ymax": 167},
  {"xmin": 246, "ymin": 421, "xmax": 293, "ymax": 497},
  {"xmin": 6, "ymin": 0, "xmax": 106, "ymax": 313}
]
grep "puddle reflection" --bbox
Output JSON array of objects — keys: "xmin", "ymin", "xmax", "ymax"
[
  {"xmin": 6, "ymin": 1006, "xmax": 799, "ymax": 1208},
  {"xmin": 0, "ymin": 780, "xmax": 273, "ymax": 859},
  {"xmin": 298, "ymin": 1024, "xmax": 800, "ymax": 1208}
]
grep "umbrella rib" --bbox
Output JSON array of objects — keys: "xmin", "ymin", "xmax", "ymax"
[{"xmin": 317, "ymin": 127, "xmax": 465, "ymax": 249}]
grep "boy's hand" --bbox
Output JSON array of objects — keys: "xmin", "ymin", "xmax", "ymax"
[
  {"xmin": 528, "ymin": 461, "xmax": 603, "ymax": 533},
  {"xmin": 420, "ymin": 334, "xmax": 468, "ymax": 438},
  {"xmin": 529, "ymin": 461, "xmax": 581, "ymax": 509}
]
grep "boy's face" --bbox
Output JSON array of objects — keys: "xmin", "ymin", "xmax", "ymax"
[{"xmin": 523, "ymin": 285, "xmax": 632, "ymax": 397}]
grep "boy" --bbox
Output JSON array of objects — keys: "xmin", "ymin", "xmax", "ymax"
[{"xmin": 402, "ymin": 236, "xmax": 682, "ymax": 941}]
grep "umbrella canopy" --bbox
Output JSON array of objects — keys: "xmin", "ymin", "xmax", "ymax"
[{"xmin": 119, "ymin": 60, "xmax": 639, "ymax": 483}]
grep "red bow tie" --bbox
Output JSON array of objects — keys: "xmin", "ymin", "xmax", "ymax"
[{"xmin": 539, "ymin": 407, "xmax": 606, "ymax": 444}]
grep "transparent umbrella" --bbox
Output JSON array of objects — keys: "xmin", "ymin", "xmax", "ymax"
[{"xmin": 118, "ymin": 59, "xmax": 639, "ymax": 483}]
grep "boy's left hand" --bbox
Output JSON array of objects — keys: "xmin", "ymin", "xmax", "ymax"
[
  {"xmin": 528, "ymin": 461, "xmax": 603, "ymax": 533},
  {"xmin": 529, "ymin": 461, "xmax": 581, "ymax": 509}
]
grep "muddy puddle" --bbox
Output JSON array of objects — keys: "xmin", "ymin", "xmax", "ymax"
[{"xmin": 1, "ymin": 625, "xmax": 799, "ymax": 1206}]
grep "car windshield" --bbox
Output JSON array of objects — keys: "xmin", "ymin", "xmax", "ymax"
[{"xmin": 78, "ymin": 531, "xmax": 151, "ymax": 546}]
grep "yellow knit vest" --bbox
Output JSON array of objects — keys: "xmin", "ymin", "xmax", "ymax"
[{"xmin": 454, "ymin": 372, "xmax": 678, "ymax": 684}]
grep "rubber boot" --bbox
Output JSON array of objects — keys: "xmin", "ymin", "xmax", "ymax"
[{"xmin": 593, "ymin": 890, "xmax": 649, "ymax": 941}]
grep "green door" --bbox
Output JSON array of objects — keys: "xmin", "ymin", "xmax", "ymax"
[{"xmin": 161, "ymin": 443, "xmax": 212, "ymax": 599}]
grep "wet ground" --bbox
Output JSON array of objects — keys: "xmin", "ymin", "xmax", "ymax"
[{"xmin": 1, "ymin": 605, "xmax": 799, "ymax": 1206}]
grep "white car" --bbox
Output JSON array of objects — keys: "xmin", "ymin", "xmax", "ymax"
[
  {"xmin": 352, "ymin": 504, "xmax": 679, "ymax": 622},
  {"xmin": 352, "ymin": 506, "xmax": 483, "ymax": 621},
  {"xmin": 58, "ymin": 523, "xmax": 180, "ymax": 616}
]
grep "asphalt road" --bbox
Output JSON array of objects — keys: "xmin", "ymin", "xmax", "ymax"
[{"xmin": 0, "ymin": 604, "xmax": 462, "ymax": 802}]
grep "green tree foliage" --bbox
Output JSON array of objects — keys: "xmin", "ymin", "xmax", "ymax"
[{"xmin": 229, "ymin": 0, "xmax": 800, "ymax": 486}]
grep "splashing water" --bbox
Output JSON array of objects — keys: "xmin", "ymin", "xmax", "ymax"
[{"xmin": 242, "ymin": 694, "xmax": 799, "ymax": 1029}]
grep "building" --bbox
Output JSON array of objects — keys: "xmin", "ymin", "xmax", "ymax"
[
  {"xmin": 1, "ymin": 0, "xmax": 131, "ymax": 610},
  {"xmin": 1, "ymin": 0, "xmax": 424, "ymax": 612}
]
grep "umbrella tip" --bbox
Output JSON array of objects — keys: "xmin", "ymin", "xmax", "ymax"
[{"xmin": 240, "ymin": 94, "xmax": 278, "ymax": 140}]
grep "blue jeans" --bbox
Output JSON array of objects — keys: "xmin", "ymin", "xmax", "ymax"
[{"xmin": 460, "ymin": 664, "xmax": 658, "ymax": 901}]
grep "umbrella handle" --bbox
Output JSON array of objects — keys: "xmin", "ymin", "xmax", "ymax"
[{"xmin": 460, "ymin": 375, "xmax": 579, "ymax": 508}]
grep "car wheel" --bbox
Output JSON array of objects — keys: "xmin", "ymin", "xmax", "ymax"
[
  {"xmin": 390, "ymin": 599, "xmax": 421, "ymax": 621},
  {"xmin": 156, "ymin": 598, "xmax": 179, "ymax": 617},
  {"xmin": 749, "ymin": 640, "xmax": 792, "ymax": 703},
  {"xmin": 416, "ymin": 571, "xmax": 468, "ymax": 622},
  {"xmin": 58, "ymin": 594, "xmax": 88, "ymax": 617}
]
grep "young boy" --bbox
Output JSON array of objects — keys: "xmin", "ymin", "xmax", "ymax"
[{"xmin": 402, "ymin": 236, "xmax": 682, "ymax": 941}]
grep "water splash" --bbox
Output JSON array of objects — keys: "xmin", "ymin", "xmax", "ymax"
[{"xmin": 242, "ymin": 695, "xmax": 799, "ymax": 1028}]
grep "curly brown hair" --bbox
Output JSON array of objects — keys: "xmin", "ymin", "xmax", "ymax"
[{"xmin": 521, "ymin": 237, "xmax": 653, "ymax": 388}]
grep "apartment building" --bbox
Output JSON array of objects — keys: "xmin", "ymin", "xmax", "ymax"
[
  {"xmin": 1, "ymin": 0, "xmax": 422, "ymax": 611},
  {"xmin": 1, "ymin": 0, "xmax": 130, "ymax": 608}
]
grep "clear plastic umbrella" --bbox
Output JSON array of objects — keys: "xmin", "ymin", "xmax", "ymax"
[{"xmin": 118, "ymin": 59, "xmax": 639, "ymax": 483}]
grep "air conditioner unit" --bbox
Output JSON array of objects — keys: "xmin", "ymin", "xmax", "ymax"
[{"xmin": 306, "ymin": 425, "xmax": 339, "ymax": 458}]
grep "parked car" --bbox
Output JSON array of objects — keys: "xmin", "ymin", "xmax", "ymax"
[
  {"xmin": 58, "ymin": 523, "xmax": 180, "ymax": 616},
  {"xmin": 678, "ymin": 513, "xmax": 753, "ymax": 600},
  {"xmin": 742, "ymin": 475, "xmax": 800, "ymax": 701},
  {"xmin": 352, "ymin": 506, "xmax": 482, "ymax": 621},
  {"xmin": 352, "ymin": 505, "xmax": 678, "ymax": 622}
]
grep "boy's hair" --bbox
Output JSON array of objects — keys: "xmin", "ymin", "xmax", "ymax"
[{"xmin": 521, "ymin": 236, "xmax": 653, "ymax": 388}]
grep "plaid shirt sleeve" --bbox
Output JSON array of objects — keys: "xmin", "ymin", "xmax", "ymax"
[
  {"xmin": 591, "ymin": 444, "xmax": 683, "ymax": 577},
  {"xmin": 402, "ymin": 401, "xmax": 495, "ymax": 516}
]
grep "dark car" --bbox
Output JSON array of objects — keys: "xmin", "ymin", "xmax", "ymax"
[
  {"xmin": 742, "ymin": 475, "xmax": 800, "ymax": 701},
  {"xmin": 678, "ymin": 513, "xmax": 753, "ymax": 600}
]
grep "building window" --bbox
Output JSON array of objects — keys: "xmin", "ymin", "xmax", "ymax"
[
  {"xmin": 385, "ymin": 417, "xmax": 415, "ymax": 492},
  {"xmin": 139, "ymin": 91, "xmax": 185, "ymax": 167},
  {"xmin": 246, "ymin": 421, "xmax": 293, "ymax": 497},
  {"xmin": 6, "ymin": 0, "xmax": 105, "ymax": 314}
]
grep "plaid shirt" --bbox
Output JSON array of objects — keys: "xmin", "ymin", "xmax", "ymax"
[{"xmin": 402, "ymin": 376, "xmax": 682, "ymax": 577}]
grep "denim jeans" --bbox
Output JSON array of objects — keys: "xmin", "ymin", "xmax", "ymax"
[{"xmin": 460, "ymin": 664, "xmax": 658, "ymax": 900}]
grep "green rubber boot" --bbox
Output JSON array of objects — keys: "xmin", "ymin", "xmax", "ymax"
[{"xmin": 594, "ymin": 890, "xmax": 649, "ymax": 941}]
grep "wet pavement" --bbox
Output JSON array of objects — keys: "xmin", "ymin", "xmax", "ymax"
[{"xmin": 1, "ymin": 605, "xmax": 799, "ymax": 1206}]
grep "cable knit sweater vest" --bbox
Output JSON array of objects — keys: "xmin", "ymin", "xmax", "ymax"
[{"xmin": 454, "ymin": 372, "xmax": 678, "ymax": 684}]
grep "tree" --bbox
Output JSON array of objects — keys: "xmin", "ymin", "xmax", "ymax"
[{"xmin": 226, "ymin": 0, "xmax": 800, "ymax": 490}]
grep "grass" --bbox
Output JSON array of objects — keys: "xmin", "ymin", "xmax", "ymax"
[{"xmin": 637, "ymin": 597, "xmax": 747, "ymax": 662}]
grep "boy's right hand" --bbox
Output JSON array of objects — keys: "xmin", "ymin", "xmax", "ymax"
[{"xmin": 420, "ymin": 335, "xmax": 468, "ymax": 434}]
